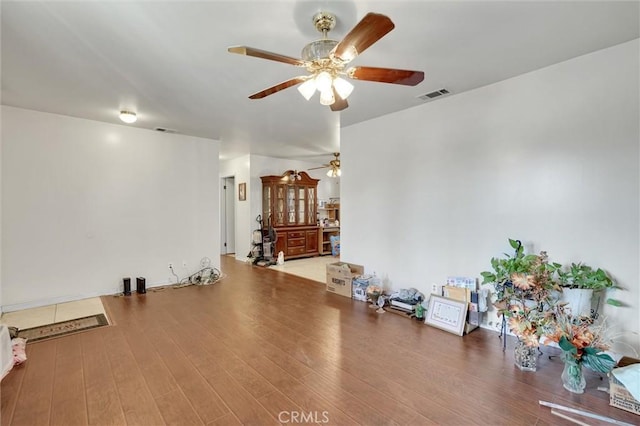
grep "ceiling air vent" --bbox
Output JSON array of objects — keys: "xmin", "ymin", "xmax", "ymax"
[
  {"xmin": 154, "ymin": 127, "xmax": 178, "ymax": 133},
  {"xmin": 418, "ymin": 88, "xmax": 450, "ymax": 101}
]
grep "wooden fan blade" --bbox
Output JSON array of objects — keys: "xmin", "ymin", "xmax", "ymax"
[
  {"xmin": 332, "ymin": 13, "xmax": 395, "ymax": 63},
  {"xmin": 228, "ymin": 46, "xmax": 306, "ymax": 67},
  {"xmin": 347, "ymin": 66, "xmax": 424, "ymax": 86},
  {"xmin": 248, "ymin": 77, "xmax": 307, "ymax": 99},
  {"xmin": 330, "ymin": 87, "xmax": 349, "ymax": 111},
  {"xmin": 308, "ymin": 165, "xmax": 329, "ymax": 170}
]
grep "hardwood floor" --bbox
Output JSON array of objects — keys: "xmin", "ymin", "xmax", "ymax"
[{"xmin": 1, "ymin": 256, "xmax": 637, "ymax": 425}]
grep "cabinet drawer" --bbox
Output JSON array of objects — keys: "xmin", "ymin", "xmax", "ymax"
[
  {"xmin": 288, "ymin": 231, "xmax": 305, "ymax": 239},
  {"xmin": 288, "ymin": 237, "xmax": 305, "ymax": 247},
  {"xmin": 287, "ymin": 246, "xmax": 306, "ymax": 256}
]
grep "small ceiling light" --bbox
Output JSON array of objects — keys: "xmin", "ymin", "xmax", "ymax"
[
  {"xmin": 319, "ymin": 89, "xmax": 335, "ymax": 106},
  {"xmin": 333, "ymin": 77, "xmax": 354, "ymax": 100},
  {"xmin": 119, "ymin": 110, "xmax": 137, "ymax": 124},
  {"xmin": 297, "ymin": 78, "xmax": 317, "ymax": 100},
  {"xmin": 315, "ymin": 71, "xmax": 333, "ymax": 92},
  {"xmin": 327, "ymin": 168, "xmax": 341, "ymax": 178}
]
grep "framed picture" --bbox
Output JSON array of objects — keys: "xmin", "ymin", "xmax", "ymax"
[
  {"xmin": 238, "ymin": 182, "xmax": 246, "ymax": 201},
  {"xmin": 424, "ymin": 295, "xmax": 467, "ymax": 336}
]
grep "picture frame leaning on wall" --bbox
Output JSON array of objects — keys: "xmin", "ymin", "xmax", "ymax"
[{"xmin": 424, "ymin": 295, "xmax": 467, "ymax": 336}]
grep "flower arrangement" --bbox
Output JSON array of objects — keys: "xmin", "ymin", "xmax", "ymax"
[
  {"xmin": 481, "ymin": 239, "xmax": 619, "ymax": 390},
  {"xmin": 542, "ymin": 305, "xmax": 616, "ymax": 373},
  {"xmin": 541, "ymin": 304, "xmax": 616, "ymax": 392},
  {"xmin": 481, "ymin": 239, "xmax": 561, "ymax": 347}
]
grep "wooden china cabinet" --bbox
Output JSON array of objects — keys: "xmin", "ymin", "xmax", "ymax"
[{"xmin": 261, "ymin": 170, "xmax": 319, "ymax": 260}]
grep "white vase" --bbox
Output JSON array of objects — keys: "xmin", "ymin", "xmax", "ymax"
[{"xmin": 560, "ymin": 288, "xmax": 594, "ymax": 317}]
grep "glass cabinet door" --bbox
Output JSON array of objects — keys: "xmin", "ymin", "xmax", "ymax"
[
  {"xmin": 307, "ymin": 187, "xmax": 316, "ymax": 225},
  {"xmin": 297, "ymin": 187, "xmax": 306, "ymax": 224},
  {"xmin": 287, "ymin": 186, "xmax": 296, "ymax": 224},
  {"xmin": 275, "ymin": 185, "xmax": 285, "ymax": 226},
  {"xmin": 262, "ymin": 186, "xmax": 271, "ymax": 223}
]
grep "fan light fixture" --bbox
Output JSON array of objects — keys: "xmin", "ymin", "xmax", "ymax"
[
  {"xmin": 333, "ymin": 77, "xmax": 354, "ymax": 99},
  {"xmin": 297, "ymin": 72, "xmax": 354, "ymax": 106},
  {"xmin": 327, "ymin": 168, "xmax": 341, "ymax": 178},
  {"xmin": 228, "ymin": 11, "xmax": 425, "ymax": 111},
  {"xmin": 293, "ymin": 13, "xmax": 355, "ymax": 107},
  {"xmin": 298, "ymin": 79, "xmax": 317, "ymax": 100},
  {"xmin": 119, "ymin": 110, "xmax": 137, "ymax": 124}
]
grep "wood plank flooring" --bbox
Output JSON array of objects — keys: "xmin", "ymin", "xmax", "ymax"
[{"xmin": 2, "ymin": 256, "xmax": 638, "ymax": 425}]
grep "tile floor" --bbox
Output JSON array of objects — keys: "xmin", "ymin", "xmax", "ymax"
[
  {"xmin": 268, "ymin": 255, "xmax": 338, "ymax": 283},
  {"xmin": 0, "ymin": 297, "xmax": 107, "ymax": 330}
]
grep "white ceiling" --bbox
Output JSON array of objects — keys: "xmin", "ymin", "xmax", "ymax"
[{"xmin": 2, "ymin": 1, "xmax": 638, "ymax": 163}]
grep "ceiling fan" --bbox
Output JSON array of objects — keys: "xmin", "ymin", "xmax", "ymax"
[
  {"xmin": 309, "ymin": 152, "xmax": 341, "ymax": 177},
  {"xmin": 228, "ymin": 11, "xmax": 424, "ymax": 111}
]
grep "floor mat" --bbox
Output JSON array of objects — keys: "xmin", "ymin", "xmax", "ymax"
[{"xmin": 17, "ymin": 313, "xmax": 109, "ymax": 343}]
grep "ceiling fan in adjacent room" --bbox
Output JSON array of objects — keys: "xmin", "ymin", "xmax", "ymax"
[
  {"xmin": 227, "ymin": 12, "xmax": 424, "ymax": 111},
  {"xmin": 309, "ymin": 152, "xmax": 341, "ymax": 177}
]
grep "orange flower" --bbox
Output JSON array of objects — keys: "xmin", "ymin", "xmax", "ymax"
[
  {"xmin": 511, "ymin": 273, "xmax": 535, "ymax": 290},
  {"xmin": 542, "ymin": 329, "xmax": 563, "ymax": 344},
  {"xmin": 520, "ymin": 332, "xmax": 540, "ymax": 347},
  {"xmin": 571, "ymin": 328, "xmax": 594, "ymax": 349}
]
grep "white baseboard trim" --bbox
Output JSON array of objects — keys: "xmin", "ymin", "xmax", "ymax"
[
  {"xmin": 2, "ymin": 290, "xmax": 111, "ymax": 313},
  {"xmin": 1, "ymin": 279, "xmax": 172, "ymax": 313}
]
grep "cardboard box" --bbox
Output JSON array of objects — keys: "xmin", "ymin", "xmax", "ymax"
[
  {"xmin": 326, "ymin": 262, "xmax": 364, "ymax": 298},
  {"xmin": 610, "ymin": 357, "xmax": 640, "ymax": 416}
]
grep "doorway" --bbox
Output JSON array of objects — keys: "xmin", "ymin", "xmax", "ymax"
[{"xmin": 221, "ymin": 176, "xmax": 236, "ymax": 255}]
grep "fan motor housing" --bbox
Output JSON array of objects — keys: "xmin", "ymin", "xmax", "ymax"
[{"xmin": 301, "ymin": 39, "xmax": 338, "ymax": 62}]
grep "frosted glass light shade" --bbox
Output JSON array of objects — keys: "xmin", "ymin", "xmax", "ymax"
[
  {"xmin": 333, "ymin": 77, "xmax": 354, "ymax": 100},
  {"xmin": 315, "ymin": 71, "xmax": 333, "ymax": 92},
  {"xmin": 327, "ymin": 168, "xmax": 341, "ymax": 177},
  {"xmin": 319, "ymin": 89, "xmax": 335, "ymax": 106},
  {"xmin": 297, "ymin": 79, "xmax": 317, "ymax": 100},
  {"xmin": 119, "ymin": 111, "xmax": 137, "ymax": 123}
]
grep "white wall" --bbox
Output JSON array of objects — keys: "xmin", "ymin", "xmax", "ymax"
[
  {"xmin": 0, "ymin": 110, "xmax": 3, "ymax": 315},
  {"xmin": 1, "ymin": 106, "xmax": 220, "ymax": 310},
  {"xmin": 341, "ymin": 40, "xmax": 639, "ymax": 355}
]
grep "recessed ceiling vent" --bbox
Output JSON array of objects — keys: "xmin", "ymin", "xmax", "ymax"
[
  {"xmin": 417, "ymin": 88, "xmax": 450, "ymax": 101},
  {"xmin": 154, "ymin": 127, "xmax": 178, "ymax": 133}
]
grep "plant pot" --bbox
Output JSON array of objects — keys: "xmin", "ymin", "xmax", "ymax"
[
  {"xmin": 560, "ymin": 288, "xmax": 593, "ymax": 317},
  {"xmin": 561, "ymin": 354, "xmax": 586, "ymax": 394},
  {"xmin": 514, "ymin": 340, "xmax": 537, "ymax": 372}
]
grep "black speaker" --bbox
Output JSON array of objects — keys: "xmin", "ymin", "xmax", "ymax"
[
  {"xmin": 123, "ymin": 277, "xmax": 131, "ymax": 296},
  {"xmin": 136, "ymin": 277, "xmax": 146, "ymax": 294}
]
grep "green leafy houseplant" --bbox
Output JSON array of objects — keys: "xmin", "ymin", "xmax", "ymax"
[
  {"xmin": 481, "ymin": 239, "xmax": 561, "ymax": 347},
  {"xmin": 558, "ymin": 262, "xmax": 621, "ymax": 307},
  {"xmin": 480, "ymin": 239, "xmax": 561, "ymax": 303}
]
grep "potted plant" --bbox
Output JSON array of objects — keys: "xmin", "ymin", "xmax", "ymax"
[
  {"xmin": 480, "ymin": 239, "xmax": 561, "ymax": 313},
  {"xmin": 557, "ymin": 262, "xmax": 620, "ymax": 316},
  {"xmin": 542, "ymin": 304, "xmax": 616, "ymax": 393},
  {"xmin": 481, "ymin": 239, "xmax": 561, "ymax": 371}
]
